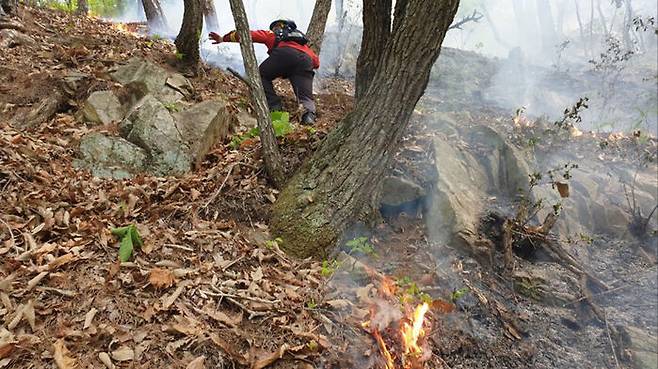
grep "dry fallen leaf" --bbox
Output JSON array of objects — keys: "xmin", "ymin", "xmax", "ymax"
[
  {"xmin": 148, "ymin": 268, "xmax": 175, "ymax": 289},
  {"xmin": 111, "ymin": 345, "xmax": 134, "ymax": 362},
  {"xmin": 186, "ymin": 356, "xmax": 206, "ymax": 369},
  {"xmin": 0, "ymin": 343, "xmax": 15, "ymax": 360},
  {"xmin": 555, "ymin": 182, "xmax": 570, "ymax": 198},
  {"xmin": 98, "ymin": 352, "xmax": 114, "ymax": 369},
  {"xmin": 251, "ymin": 267, "xmax": 263, "ymax": 282},
  {"xmin": 53, "ymin": 339, "xmax": 77, "ymax": 369}
]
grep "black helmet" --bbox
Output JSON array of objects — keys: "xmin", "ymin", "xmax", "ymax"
[{"xmin": 269, "ymin": 19, "xmax": 297, "ymax": 31}]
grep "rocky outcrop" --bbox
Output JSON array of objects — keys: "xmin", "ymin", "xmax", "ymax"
[
  {"xmin": 73, "ymin": 133, "xmax": 147, "ymax": 179},
  {"xmin": 75, "ymin": 58, "xmax": 242, "ymax": 178},
  {"xmin": 81, "ymin": 90, "xmax": 124, "ymax": 124},
  {"xmin": 423, "ymin": 111, "xmax": 658, "ymax": 252}
]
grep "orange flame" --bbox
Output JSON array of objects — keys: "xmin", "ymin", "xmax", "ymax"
[
  {"xmin": 373, "ymin": 330, "xmax": 395, "ymax": 369},
  {"xmin": 112, "ymin": 23, "xmax": 130, "ymax": 33},
  {"xmin": 401, "ymin": 303, "xmax": 430, "ymax": 359}
]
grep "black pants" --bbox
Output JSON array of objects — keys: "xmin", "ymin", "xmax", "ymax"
[{"xmin": 259, "ymin": 47, "xmax": 316, "ymax": 114}]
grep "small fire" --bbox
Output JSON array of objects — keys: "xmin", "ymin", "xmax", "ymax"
[
  {"xmin": 364, "ymin": 289, "xmax": 431, "ymax": 368},
  {"xmin": 112, "ymin": 22, "xmax": 130, "ymax": 33},
  {"xmin": 401, "ymin": 302, "xmax": 430, "ymax": 357},
  {"xmin": 373, "ymin": 330, "xmax": 395, "ymax": 369}
]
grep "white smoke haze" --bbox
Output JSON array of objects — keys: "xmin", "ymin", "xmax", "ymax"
[{"xmin": 97, "ymin": 0, "xmax": 657, "ymax": 132}]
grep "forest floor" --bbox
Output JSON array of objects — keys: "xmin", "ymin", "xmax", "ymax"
[{"xmin": 1, "ymin": 5, "xmax": 657, "ymax": 369}]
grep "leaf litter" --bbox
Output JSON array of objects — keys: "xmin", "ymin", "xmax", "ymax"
[{"xmin": 0, "ymin": 5, "xmax": 354, "ymax": 369}]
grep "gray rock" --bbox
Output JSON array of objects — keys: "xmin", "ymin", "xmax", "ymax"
[
  {"xmin": 172, "ymin": 98, "xmax": 232, "ymax": 169},
  {"xmin": 380, "ymin": 176, "xmax": 425, "ymax": 207},
  {"xmin": 74, "ymin": 132, "xmax": 147, "ymax": 179},
  {"xmin": 121, "ymin": 95, "xmax": 192, "ymax": 176},
  {"xmin": 81, "ymin": 90, "xmax": 124, "ymax": 124},
  {"xmin": 0, "ymin": 29, "xmax": 35, "ymax": 48},
  {"xmin": 623, "ymin": 326, "xmax": 658, "ymax": 369},
  {"xmin": 111, "ymin": 58, "xmax": 185, "ymax": 106}
]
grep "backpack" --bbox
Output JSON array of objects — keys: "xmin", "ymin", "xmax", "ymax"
[{"xmin": 270, "ymin": 19, "xmax": 309, "ymax": 48}]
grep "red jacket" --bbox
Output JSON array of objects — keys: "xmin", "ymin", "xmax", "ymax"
[{"xmin": 222, "ymin": 30, "xmax": 320, "ymax": 69}]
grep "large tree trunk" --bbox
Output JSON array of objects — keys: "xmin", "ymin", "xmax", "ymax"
[
  {"xmin": 202, "ymin": 0, "xmax": 219, "ymax": 32},
  {"xmin": 306, "ymin": 0, "xmax": 332, "ymax": 54},
  {"xmin": 354, "ymin": 0, "xmax": 392, "ymax": 100},
  {"xmin": 175, "ymin": 0, "xmax": 203, "ymax": 71},
  {"xmin": 76, "ymin": 0, "xmax": 89, "ymax": 16},
  {"xmin": 271, "ymin": 0, "xmax": 459, "ymax": 258},
  {"xmin": 228, "ymin": 0, "xmax": 285, "ymax": 186},
  {"xmin": 141, "ymin": 0, "xmax": 168, "ymax": 32},
  {"xmin": 0, "ymin": 0, "xmax": 17, "ymax": 17}
]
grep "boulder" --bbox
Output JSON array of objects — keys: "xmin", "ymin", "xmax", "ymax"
[
  {"xmin": 622, "ymin": 326, "xmax": 658, "ymax": 369},
  {"xmin": 110, "ymin": 58, "xmax": 185, "ymax": 105},
  {"xmin": 81, "ymin": 90, "xmax": 124, "ymax": 124},
  {"xmin": 380, "ymin": 176, "xmax": 426, "ymax": 207},
  {"xmin": 0, "ymin": 29, "xmax": 35, "ymax": 48},
  {"xmin": 172, "ymin": 98, "xmax": 233, "ymax": 169},
  {"xmin": 73, "ymin": 132, "xmax": 147, "ymax": 179},
  {"xmin": 121, "ymin": 95, "xmax": 192, "ymax": 176}
]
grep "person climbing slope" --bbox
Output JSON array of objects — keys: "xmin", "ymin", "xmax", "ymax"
[{"xmin": 209, "ymin": 19, "xmax": 320, "ymax": 125}]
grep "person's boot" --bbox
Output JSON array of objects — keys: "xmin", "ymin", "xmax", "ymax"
[{"xmin": 301, "ymin": 111, "xmax": 316, "ymax": 125}]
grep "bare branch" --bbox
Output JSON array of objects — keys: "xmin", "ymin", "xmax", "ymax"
[{"xmin": 448, "ymin": 9, "xmax": 484, "ymax": 30}]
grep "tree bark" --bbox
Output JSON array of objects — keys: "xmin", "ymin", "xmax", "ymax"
[
  {"xmin": 76, "ymin": 0, "xmax": 89, "ymax": 16},
  {"xmin": 0, "ymin": 0, "xmax": 17, "ymax": 17},
  {"xmin": 355, "ymin": 0, "xmax": 392, "ymax": 100},
  {"xmin": 141, "ymin": 0, "xmax": 168, "ymax": 32},
  {"xmin": 202, "ymin": 0, "xmax": 219, "ymax": 32},
  {"xmin": 228, "ymin": 0, "xmax": 285, "ymax": 187},
  {"xmin": 306, "ymin": 0, "xmax": 332, "ymax": 54},
  {"xmin": 271, "ymin": 0, "xmax": 459, "ymax": 258},
  {"xmin": 175, "ymin": 0, "xmax": 203, "ymax": 70}
]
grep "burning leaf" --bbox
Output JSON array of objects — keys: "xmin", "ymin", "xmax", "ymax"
[
  {"xmin": 555, "ymin": 182, "xmax": 570, "ymax": 198},
  {"xmin": 53, "ymin": 339, "xmax": 77, "ymax": 369},
  {"xmin": 148, "ymin": 268, "xmax": 175, "ymax": 289},
  {"xmin": 186, "ymin": 356, "xmax": 206, "ymax": 369}
]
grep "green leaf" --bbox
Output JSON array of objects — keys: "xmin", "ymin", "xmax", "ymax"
[
  {"xmin": 118, "ymin": 234, "xmax": 134, "ymax": 262},
  {"xmin": 112, "ymin": 224, "xmax": 143, "ymax": 262},
  {"xmin": 111, "ymin": 225, "xmax": 131, "ymax": 238},
  {"xmin": 128, "ymin": 225, "xmax": 143, "ymax": 248}
]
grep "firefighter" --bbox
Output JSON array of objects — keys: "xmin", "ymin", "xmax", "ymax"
[{"xmin": 209, "ymin": 19, "xmax": 319, "ymax": 124}]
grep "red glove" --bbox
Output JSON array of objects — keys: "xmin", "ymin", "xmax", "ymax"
[{"xmin": 209, "ymin": 32, "xmax": 222, "ymax": 44}]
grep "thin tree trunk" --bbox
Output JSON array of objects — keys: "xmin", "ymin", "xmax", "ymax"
[
  {"xmin": 227, "ymin": 0, "xmax": 285, "ymax": 187},
  {"xmin": 175, "ymin": 0, "xmax": 203, "ymax": 71},
  {"xmin": 355, "ymin": 0, "xmax": 392, "ymax": 100},
  {"xmin": 271, "ymin": 0, "xmax": 460, "ymax": 258},
  {"xmin": 535, "ymin": 0, "xmax": 557, "ymax": 56},
  {"xmin": 481, "ymin": 3, "xmax": 511, "ymax": 48},
  {"xmin": 622, "ymin": 0, "xmax": 634, "ymax": 50},
  {"xmin": 589, "ymin": 0, "xmax": 595, "ymax": 47},
  {"xmin": 141, "ymin": 0, "xmax": 168, "ymax": 32},
  {"xmin": 574, "ymin": 0, "xmax": 588, "ymax": 56},
  {"xmin": 596, "ymin": 0, "xmax": 609, "ymax": 36},
  {"xmin": 334, "ymin": 0, "xmax": 343, "ymax": 26},
  {"xmin": 306, "ymin": 0, "xmax": 332, "ymax": 54},
  {"xmin": 76, "ymin": 0, "xmax": 89, "ymax": 16},
  {"xmin": 202, "ymin": 0, "xmax": 219, "ymax": 32}
]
